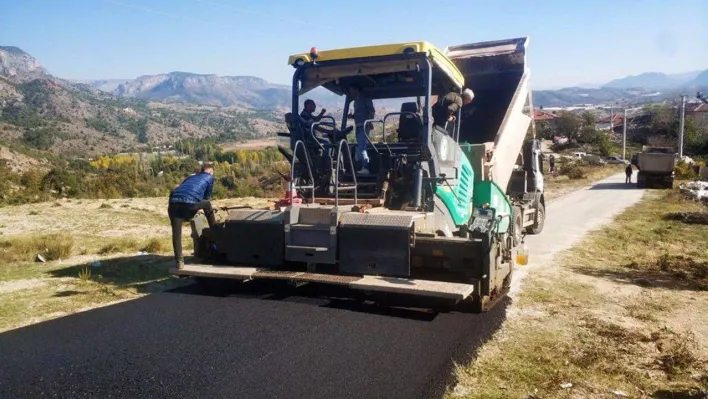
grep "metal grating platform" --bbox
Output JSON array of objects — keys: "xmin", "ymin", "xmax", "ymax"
[{"xmin": 340, "ymin": 213, "xmax": 416, "ymax": 228}]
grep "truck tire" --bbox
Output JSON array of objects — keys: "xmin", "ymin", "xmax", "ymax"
[
  {"xmin": 526, "ymin": 202, "xmax": 545, "ymax": 235},
  {"xmin": 636, "ymin": 173, "xmax": 646, "ymax": 188},
  {"xmin": 513, "ymin": 206, "xmax": 523, "ymax": 246}
]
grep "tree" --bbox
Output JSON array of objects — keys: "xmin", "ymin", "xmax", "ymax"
[
  {"xmin": 595, "ymin": 133, "xmax": 613, "ymax": 156},
  {"xmin": 578, "ymin": 126, "xmax": 600, "ymax": 144},
  {"xmin": 555, "ymin": 111, "xmax": 581, "ymax": 140},
  {"xmin": 580, "ymin": 111, "xmax": 597, "ymax": 128},
  {"xmin": 535, "ymin": 120, "xmax": 553, "ymax": 140},
  {"xmin": 136, "ymin": 119, "xmax": 149, "ymax": 144},
  {"xmin": 684, "ymin": 116, "xmax": 708, "ymax": 155},
  {"xmin": 23, "ymin": 128, "xmax": 54, "ymax": 150},
  {"xmin": 645, "ymin": 104, "xmax": 679, "ymax": 137}
]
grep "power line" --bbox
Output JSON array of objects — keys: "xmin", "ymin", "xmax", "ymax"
[
  {"xmin": 101, "ymin": 0, "xmax": 276, "ymax": 38},
  {"xmin": 193, "ymin": 0, "xmax": 338, "ymax": 30}
]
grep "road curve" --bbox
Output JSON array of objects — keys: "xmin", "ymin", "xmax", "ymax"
[{"xmin": 0, "ymin": 173, "xmax": 644, "ymax": 399}]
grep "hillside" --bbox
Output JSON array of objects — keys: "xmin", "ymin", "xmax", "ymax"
[
  {"xmin": 113, "ymin": 73, "xmax": 290, "ymax": 108},
  {"xmin": 0, "ymin": 46, "xmax": 50, "ymax": 83},
  {"xmin": 533, "ymin": 82, "xmax": 708, "ymax": 107},
  {"xmin": 97, "ymin": 67, "xmax": 708, "ymax": 109},
  {"xmin": 0, "ymin": 47, "xmax": 286, "ymax": 156},
  {"xmin": 602, "ymin": 70, "xmax": 703, "ymax": 89}
]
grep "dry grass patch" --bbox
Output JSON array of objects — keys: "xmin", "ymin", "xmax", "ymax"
[
  {"xmin": 451, "ymin": 190, "xmax": 708, "ymax": 399},
  {"xmin": 0, "ymin": 254, "xmax": 189, "ymax": 332},
  {"xmin": 0, "ymin": 233, "xmax": 74, "ymax": 263}
]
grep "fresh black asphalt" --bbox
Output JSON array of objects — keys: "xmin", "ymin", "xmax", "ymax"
[{"xmin": 0, "ymin": 280, "xmax": 509, "ymax": 399}]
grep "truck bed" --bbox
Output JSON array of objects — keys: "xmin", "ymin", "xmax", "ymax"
[{"xmin": 445, "ymin": 37, "xmax": 533, "ymax": 191}]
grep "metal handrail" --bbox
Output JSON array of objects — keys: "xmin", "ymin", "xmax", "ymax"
[
  {"xmin": 290, "ymin": 140, "xmax": 315, "ymax": 204},
  {"xmin": 335, "ymin": 139, "xmax": 358, "ymax": 207},
  {"xmin": 360, "ymin": 119, "xmax": 385, "ymax": 171}
]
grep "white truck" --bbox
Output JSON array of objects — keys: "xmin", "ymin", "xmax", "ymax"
[{"xmin": 631, "ymin": 146, "xmax": 677, "ymax": 189}]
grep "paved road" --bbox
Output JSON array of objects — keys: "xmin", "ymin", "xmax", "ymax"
[{"xmin": 0, "ymin": 173, "xmax": 644, "ymax": 399}]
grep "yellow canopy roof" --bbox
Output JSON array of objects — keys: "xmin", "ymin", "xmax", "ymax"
[{"xmin": 287, "ymin": 41, "xmax": 465, "ymax": 89}]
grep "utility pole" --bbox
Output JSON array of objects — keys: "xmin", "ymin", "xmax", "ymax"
[
  {"xmin": 610, "ymin": 103, "xmax": 614, "ymax": 131},
  {"xmin": 678, "ymin": 95, "xmax": 686, "ymax": 158},
  {"xmin": 622, "ymin": 108, "xmax": 627, "ymax": 160}
]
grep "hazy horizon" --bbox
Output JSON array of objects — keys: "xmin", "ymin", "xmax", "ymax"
[{"xmin": 2, "ymin": 0, "xmax": 707, "ymax": 90}]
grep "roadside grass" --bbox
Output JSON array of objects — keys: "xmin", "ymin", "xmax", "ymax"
[
  {"xmin": 0, "ymin": 254, "xmax": 185, "ymax": 332},
  {"xmin": 0, "ymin": 233, "xmax": 74, "ymax": 263},
  {"xmin": 451, "ymin": 189, "xmax": 708, "ymax": 399},
  {"xmin": 0, "ymin": 196, "xmax": 270, "ymax": 332}
]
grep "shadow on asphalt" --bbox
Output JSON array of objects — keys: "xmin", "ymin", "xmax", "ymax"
[
  {"xmin": 588, "ymin": 182, "xmax": 638, "ymax": 190},
  {"xmin": 165, "ymin": 278, "xmax": 491, "ymax": 322}
]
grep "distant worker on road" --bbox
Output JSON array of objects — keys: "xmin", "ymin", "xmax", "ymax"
[
  {"xmin": 168, "ymin": 163, "xmax": 216, "ymax": 269},
  {"xmin": 625, "ymin": 163, "xmax": 633, "ymax": 184},
  {"xmin": 549, "ymin": 154, "xmax": 556, "ymax": 173}
]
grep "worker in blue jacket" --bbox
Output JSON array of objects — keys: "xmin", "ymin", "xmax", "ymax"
[{"xmin": 168, "ymin": 163, "xmax": 216, "ymax": 268}]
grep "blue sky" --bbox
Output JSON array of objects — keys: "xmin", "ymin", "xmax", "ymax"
[{"xmin": 1, "ymin": 0, "xmax": 707, "ymax": 89}]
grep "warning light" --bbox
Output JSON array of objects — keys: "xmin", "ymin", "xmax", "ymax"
[{"xmin": 310, "ymin": 46, "xmax": 318, "ymax": 60}]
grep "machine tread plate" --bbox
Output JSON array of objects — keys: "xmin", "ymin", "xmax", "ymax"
[
  {"xmin": 340, "ymin": 213, "xmax": 416, "ymax": 228},
  {"xmin": 254, "ymin": 271, "xmax": 360, "ymax": 285},
  {"xmin": 173, "ymin": 264, "xmax": 259, "ymax": 279},
  {"xmin": 172, "ymin": 265, "xmax": 475, "ymax": 300},
  {"xmin": 349, "ymin": 276, "xmax": 474, "ymax": 301},
  {"xmin": 227, "ymin": 209, "xmax": 283, "ymax": 222}
]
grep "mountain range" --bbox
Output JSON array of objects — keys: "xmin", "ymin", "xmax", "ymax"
[
  {"xmin": 1, "ymin": 44, "xmax": 707, "ymax": 157},
  {"xmin": 83, "ymin": 67, "xmax": 708, "ymax": 109},
  {"xmin": 602, "ymin": 70, "xmax": 707, "ymax": 89},
  {"xmin": 0, "ymin": 46, "xmax": 285, "ymax": 156}
]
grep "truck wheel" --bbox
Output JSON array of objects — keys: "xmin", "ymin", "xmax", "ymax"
[
  {"xmin": 513, "ymin": 206, "xmax": 523, "ymax": 246},
  {"xmin": 526, "ymin": 202, "xmax": 545, "ymax": 235}
]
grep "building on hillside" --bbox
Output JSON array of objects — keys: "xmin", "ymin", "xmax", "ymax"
[
  {"xmin": 533, "ymin": 110, "xmax": 557, "ymax": 121},
  {"xmin": 596, "ymin": 113, "xmax": 624, "ymax": 133},
  {"xmin": 686, "ymin": 103, "xmax": 708, "ymax": 127}
]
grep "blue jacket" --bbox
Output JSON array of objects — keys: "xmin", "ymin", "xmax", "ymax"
[{"xmin": 169, "ymin": 172, "xmax": 214, "ymax": 204}]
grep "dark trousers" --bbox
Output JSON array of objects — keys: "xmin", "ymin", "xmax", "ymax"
[{"xmin": 168, "ymin": 201, "xmax": 215, "ymax": 262}]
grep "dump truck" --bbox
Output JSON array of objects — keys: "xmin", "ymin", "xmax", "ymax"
[
  {"xmin": 172, "ymin": 37, "xmax": 545, "ymax": 312},
  {"xmin": 631, "ymin": 146, "xmax": 677, "ymax": 189}
]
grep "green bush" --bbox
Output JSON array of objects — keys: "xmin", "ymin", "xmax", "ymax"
[
  {"xmin": 558, "ymin": 158, "xmax": 586, "ymax": 180},
  {"xmin": 674, "ymin": 160, "xmax": 698, "ymax": 180}
]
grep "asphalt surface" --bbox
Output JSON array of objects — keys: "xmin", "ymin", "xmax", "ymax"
[{"xmin": 0, "ymin": 173, "xmax": 645, "ymax": 399}]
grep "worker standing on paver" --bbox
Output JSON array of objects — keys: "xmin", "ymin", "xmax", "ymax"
[
  {"xmin": 347, "ymin": 84, "xmax": 375, "ymax": 174},
  {"xmin": 625, "ymin": 163, "xmax": 633, "ymax": 184}
]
